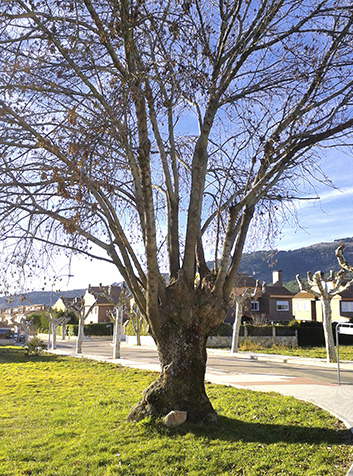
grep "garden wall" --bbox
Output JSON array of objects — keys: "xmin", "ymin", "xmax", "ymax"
[
  {"xmin": 125, "ymin": 335, "xmax": 155, "ymax": 345},
  {"xmin": 207, "ymin": 324, "xmax": 298, "ymax": 348}
]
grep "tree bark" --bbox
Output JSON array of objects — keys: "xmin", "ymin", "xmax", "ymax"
[
  {"xmin": 52, "ymin": 323, "xmax": 57, "ymax": 350},
  {"xmin": 128, "ymin": 282, "xmax": 225, "ymax": 424},
  {"xmin": 136, "ymin": 307, "xmax": 141, "ymax": 346},
  {"xmin": 48, "ymin": 322, "xmax": 51, "ymax": 350},
  {"xmin": 231, "ymin": 301, "xmax": 242, "ymax": 353},
  {"xmin": 76, "ymin": 317, "xmax": 84, "ymax": 354},
  {"xmin": 321, "ymin": 298, "xmax": 336, "ymax": 363},
  {"xmin": 61, "ymin": 323, "xmax": 66, "ymax": 341},
  {"xmin": 127, "ymin": 323, "xmax": 217, "ymax": 424},
  {"xmin": 113, "ymin": 307, "xmax": 121, "ymax": 360}
]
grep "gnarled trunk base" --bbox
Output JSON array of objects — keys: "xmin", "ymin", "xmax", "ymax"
[{"xmin": 127, "ymin": 328, "xmax": 217, "ymax": 424}]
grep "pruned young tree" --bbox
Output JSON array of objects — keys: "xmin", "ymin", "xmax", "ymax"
[
  {"xmin": 89, "ymin": 283, "xmax": 129, "ymax": 359},
  {"xmin": 1, "ymin": 1, "xmax": 353, "ymax": 423},
  {"xmin": 45, "ymin": 309, "xmax": 69, "ymax": 349},
  {"xmin": 230, "ymin": 279, "xmax": 260, "ymax": 353},
  {"xmin": 62, "ymin": 296, "xmax": 97, "ymax": 353},
  {"xmin": 59, "ymin": 311, "xmax": 72, "ymax": 340},
  {"xmin": 126, "ymin": 299, "xmax": 144, "ymax": 346},
  {"xmin": 296, "ymin": 245, "xmax": 353, "ymax": 363},
  {"xmin": 19, "ymin": 316, "xmax": 33, "ymax": 345},
  {"xmin": 297, "ymin": 271, "xmax": 341, "ymax": 362}
]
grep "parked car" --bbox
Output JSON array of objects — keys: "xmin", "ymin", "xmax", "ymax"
[{"xmin": 13, "ymin": 333, "xmax": 25, "ymax": 343}]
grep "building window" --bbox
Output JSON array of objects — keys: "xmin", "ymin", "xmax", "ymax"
[
  {"xmin": 303, "ymin": 302, "xmax": 309, "ymax": 312},
  {"xmin": 276, "ymin": 300, "xmax": 289, "ymax": 311},
  {"xmin": 341, "ymin": 301, "xmax": 353, "ymax": 312},
  {"xmin": 250, "ymin": 301, "xmax": 259, "ymax": 311},
  {"xmin": 296, "ymin": 302, "xmax": 301, "ymax": 311}
]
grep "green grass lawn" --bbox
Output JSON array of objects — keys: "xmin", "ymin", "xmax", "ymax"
[
  {"xmin": 238, "ymin": 343, "xmax": 353, "ymax": 360},
  {"xmin": 0, "ymin": 346, "xmax": 352, "ymax": 476}
]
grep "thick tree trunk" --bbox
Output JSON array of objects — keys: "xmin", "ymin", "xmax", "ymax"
[
  {"xmin": 127, "ymin": 324, "xmax": 217, "ymax": 424},
  {"xmin": 128, "ymin": 279, "xmax": 226, "ymax": 425}
]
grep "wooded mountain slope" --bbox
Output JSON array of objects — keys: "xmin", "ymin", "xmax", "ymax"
[{"xmin": 238, "ymin": 237, "xmax": 353, "ymax": 284}]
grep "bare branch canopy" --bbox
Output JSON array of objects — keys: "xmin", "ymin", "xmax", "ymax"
[{"xmin": 1, "ymin": 0, "xmax": 353, "ymax": 422}]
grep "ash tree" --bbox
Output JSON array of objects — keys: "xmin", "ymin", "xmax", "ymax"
[{"xmin": 1, "ymin": 0, "xmax": 353, "ymax": 423}]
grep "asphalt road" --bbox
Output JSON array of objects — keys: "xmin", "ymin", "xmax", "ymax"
[
  {"xmin": 207, "ymin": 353, "xmax": 343, "ymax": 384},
  {"xmin": 53, "ymin": 337, "xmax": 353, "ymax": 386}
]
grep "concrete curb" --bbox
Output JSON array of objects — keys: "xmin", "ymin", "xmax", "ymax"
[{"xmin": 207, "ymin": 348, "xmax": 353, "ymax": 370}]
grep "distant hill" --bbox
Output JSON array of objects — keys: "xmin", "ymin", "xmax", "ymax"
[
  {"xmin": 238, "ymin": 237, "xmax": 353, "ymax": 284},
  {"xmin": 0, "ymin": 281, "xmax": 126, "ymax": 310},
  {"xmin": 2, "ymin": 238, "xmax": 353, "ymax": 308},
  {"xmin": 0, "ymin": 289, "xmax": 85, "ymax": 310}
]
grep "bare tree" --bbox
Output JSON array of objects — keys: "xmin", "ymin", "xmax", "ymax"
[
  {"xmin": 336, "ymin": 244, "xmax": 353, "ymax": 274},
  {"xmin": 296, "ymin": 248, "xmax": 353, "ymax": 363},
  {"xmin": 19, "ymin": 317, "xmax": 33, "ymax": 345},
  {"xmin": 60, "ymin": 311, "xmax": 72, "ymax": 340},
  {"xmin": 126, "ymin": 300, "xmax": 144, "ymax": 346},
  {"xmin": 230, "ymin": 279, "xmax": 261, "ymax": 353},
  {"xmin": 44, "ymin": 310, "xmax": 70, "ymax": 349},
  {"xmin": 1, "ymin": 1, "xmax": 353, "ymax": 423},
  {"xmin": 106, "ymin": 308, "xmax": 122, "ymax": 358},
  {"xmin": 62, "ymin": 297, "xmax": 97, "ymax": 354},
  {"xmin": 88, "ymin": 283, "xmax": 129, "ymax": 359}
]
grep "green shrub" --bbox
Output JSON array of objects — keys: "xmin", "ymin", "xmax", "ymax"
[
  {"xmin": 25, "ymin": 337, "xmax": 47, "ymax": 356},
  {"xmin": 55, "ymin": 309, "xmax": 78, "ymax": 325},
  {"xmin": 208, "ymin": 322, "xmax": 233, "ymax": 336},
  {"xmin": 67, "ymin": 324, "xmax": 78, "ymax": 336},
  {"xmin": 124, "ymin": 319, "xmax": 149, "ymax": 336}
]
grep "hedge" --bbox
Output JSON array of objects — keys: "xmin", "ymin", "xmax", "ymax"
[
  {"xmin": 67, "ymin": 323, "xmax": 114, "ymax": 336},
  {"xmin": 297, "ymin": 321, "xmax": 353, "ymax": 346},
  {"xmin": 65, "ymin": 320, "xmax": 353, "ymax": 345},
  {"xmin": 208, "ymin": 322, "xmax": 233, "ymax": 337}
]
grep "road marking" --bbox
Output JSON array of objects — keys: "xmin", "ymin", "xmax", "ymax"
[{"xmin": 206, "ymin": 372, "xmax": 334, "ymax": 387}]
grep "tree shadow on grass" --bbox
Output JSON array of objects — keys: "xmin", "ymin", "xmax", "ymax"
[
  {"xmin": 194, "ymin": 415, "xmax": 353, "ymax": 446},
  {"xmin": 148, "ymin": 415, "xmax": 353, "ymax": 446}
]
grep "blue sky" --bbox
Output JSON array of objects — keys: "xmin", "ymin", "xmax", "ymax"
[
  {"xmin": 38, "ymin": 150, "xmax": 353, "ymax": 292},
  {"xmin": 278, "ymin": 152, "xmax": 353, "ymax": 251}
]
